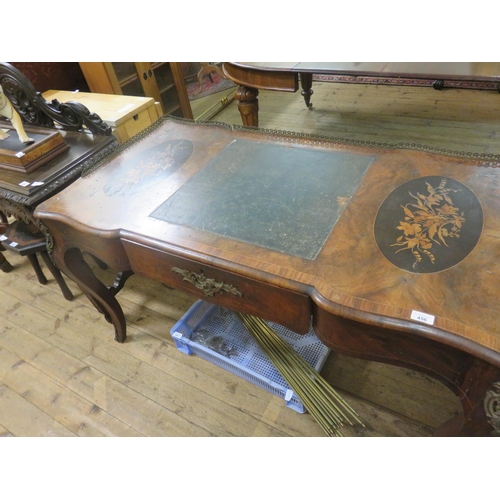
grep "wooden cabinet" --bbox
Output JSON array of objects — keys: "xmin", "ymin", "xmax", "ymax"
[{"xmin": 79, "ymin": 62, "xmax": 193, "ymax": 119}]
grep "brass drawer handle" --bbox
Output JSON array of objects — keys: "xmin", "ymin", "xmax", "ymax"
[{"xmin": 171, "ymin": 267, "xmax": 242, "ymax": 298}]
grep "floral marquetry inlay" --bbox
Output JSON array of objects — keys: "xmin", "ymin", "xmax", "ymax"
[{"xmin": 374, "ymin": 176, "xmax": 483, "ymax": 273}]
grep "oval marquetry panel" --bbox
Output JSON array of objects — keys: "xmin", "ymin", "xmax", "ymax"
[{"xmin": 374, "ymin": 176, "xmax": 483, "ymax": 273}]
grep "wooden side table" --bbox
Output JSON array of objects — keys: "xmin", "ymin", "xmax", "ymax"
[{"xmin": 43, "ymin": 90, "xmax": 161, "ymax": 143}]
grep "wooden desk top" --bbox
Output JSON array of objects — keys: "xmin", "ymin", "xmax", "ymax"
[{"xmin": 35, "ymin": 117, "xmax": 500, "ymax": 365}]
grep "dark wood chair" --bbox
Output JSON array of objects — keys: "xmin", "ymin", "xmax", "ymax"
[
  {"xmin": 0, "ymin": 211, "xmax": 13, "ymax": 273},
  {"xmin": 0, "ymin": 62, "xmax": 112, "ymax": 297},
  {"xmin": 1, "ymin": 220, "xmax": 73, "ymax": 300}
]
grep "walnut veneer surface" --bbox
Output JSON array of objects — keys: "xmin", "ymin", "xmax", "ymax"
[{"xmin": 35, "ymin": 116, "xmax": 500, "ymax": 436}]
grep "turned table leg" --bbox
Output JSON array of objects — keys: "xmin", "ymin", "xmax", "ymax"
[
  {"xmin": 235, "ymin": 85, "xmax": 259, "ymax": 127},
  {"xmin": 300, "ymin": 72, "xmax": 314, "ymax": 108}
]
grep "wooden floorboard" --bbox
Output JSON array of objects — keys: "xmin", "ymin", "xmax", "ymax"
[
  {"xmin": 3, "ymin": 79, "xmax": 495, "ymax": 437},
  {"xmin": 0, "ymin": 251, "xmax": 448, "ymax": 437},
  {"xmin": 213, "ymin": 81, "xmax": 500, "ymax": 156}
]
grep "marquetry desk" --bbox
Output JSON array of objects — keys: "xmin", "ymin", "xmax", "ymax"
[{"xmin": 35, "ymin": 117, "xmax": 500, "ymax": 436}]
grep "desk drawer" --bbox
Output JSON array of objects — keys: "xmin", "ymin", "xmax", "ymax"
[{"xmin": 122, "ymin": 240, "xmax": 311, "ymax": 333}]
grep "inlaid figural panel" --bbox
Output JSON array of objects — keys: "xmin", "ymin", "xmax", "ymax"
[{"xmin": 104, "ymin": 139, "xmax": 193, "ymax": 197}]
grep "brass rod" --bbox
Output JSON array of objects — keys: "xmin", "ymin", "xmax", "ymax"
[
  {"xmin": 240, "ymin": 314, "xmax": 361, "ymax": 423},
  {"xmin": 236, "ymin": 312, "xmax": 363, "ymax": 436},
  {"xmin": 237, "ymin": 314, "xmax": 341, "ymax": 433},
  {"xmin": 246, "ymin": 315, "xmax": 364, "ymax": 426},
  {"xmin": 244, "ymin": 318, "xmax": 345, "ymax": 427}
]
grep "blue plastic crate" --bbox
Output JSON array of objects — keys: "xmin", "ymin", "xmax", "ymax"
[{"xmin": 170, "ymin": 300, "xmax": 330, "ymax": 413}]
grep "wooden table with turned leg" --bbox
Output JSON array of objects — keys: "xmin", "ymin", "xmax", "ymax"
[
  {"xmin": 222, "ymin": 62, "xmax": 500, "ymax": 127},
  {"xmin": 35, "ymin": 116, "xmax": 500, "ymax": 436}
]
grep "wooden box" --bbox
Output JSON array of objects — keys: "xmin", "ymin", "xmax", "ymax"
[
  {"xmin": 0, "ymin": 126, "xmax": 69, "ymax": 174},
  {"xmin": 42, "ymin": 90, "xmax": 161, "ymax": 143}
]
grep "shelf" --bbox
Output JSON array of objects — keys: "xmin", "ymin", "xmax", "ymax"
[{"xmin": 79, "ymin": 62, "xmax": 193, "ymax": 119}]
